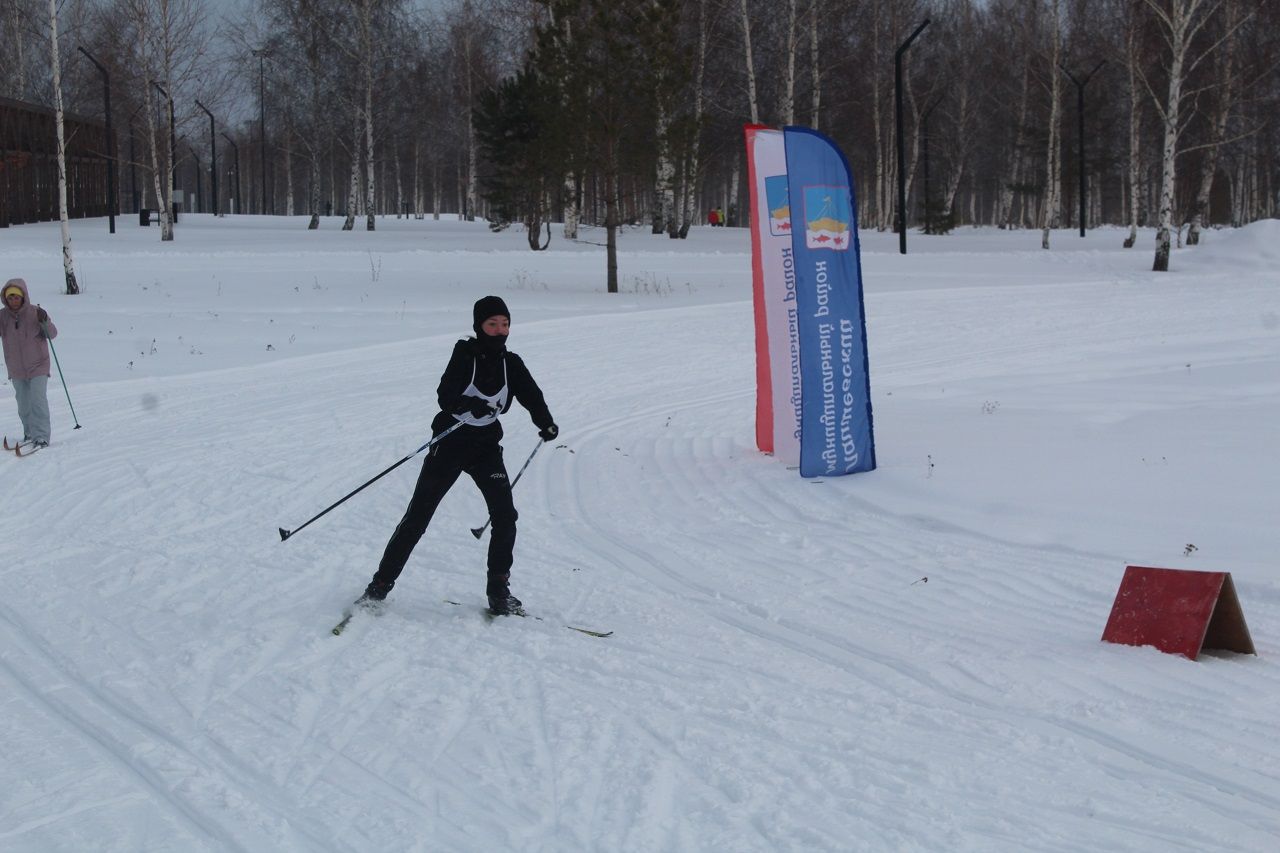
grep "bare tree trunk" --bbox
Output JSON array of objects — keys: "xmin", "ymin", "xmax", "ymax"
[
  {"xmin": 284, "ymin": 127, "xmax": 295, "ymax": 216},
  {"xmin": 342, "ymin": 114, "xmax": 360, "ymax": 231},
  {"xmin": 943, "ymin": 89, "xmax": 972, "ymax": 219},
  {"xmin": 139, "ymin": 64, "xmax": 174, "ymax": 242},
  {"xmin": 48, "ymin": 0, "xmax": 78, "ymax": 293},
  {"xmin": 413, "ymin": 138, "xmax": 421, "ymax": 218},
  {"xmin": 308, "ymin": 145, "xmax": 321, "ymax": 229},
  {"xmin": 362, "ymin": 2, "xmax": 376, "ymax": 232},
  {"xmin": 1124, "ymin": 6, "xmax": 1141, "ymax": 247},
  {"xmin": 433, "ymin": 157, "xmax": 440, "ymax": 219},
  {"xmin": 11, "ymin": 1, "xmax": 28, "ymax": 100},
  {"xmin": 809, "ymin": 0, "xmax": 820, "ymax": 128},
  {"xmin": 1187, "ymin": 1, "xmax": 1237, "ymax": 246},
  {"xmin": 739, "ymin": 0, "xmax": 760, "ymax": 124},
  {"xmin": 783, "ymin": 0, "xmax": 797, "ymax": 125},
  {"xmin": 395, "ymin": 148, "xmax": 403, "ymax": 218},
  {"xmin": 872, "ymin": 4, "xmax": 886, "ymax": 229},
  {"xmin": 605, "ymin": 142, "xmax": 619, "ymax": 293},
  {"xmin": 679, "ymin": 0, "xmax": 707, "ymax": 238},
  {"xmin": 1150, "ymin": 0, "xmax": 1206, "ymax": 271},
  {"xmin": 1041, "ymin": 0, "xmax": 1063, "ymax": 250}
]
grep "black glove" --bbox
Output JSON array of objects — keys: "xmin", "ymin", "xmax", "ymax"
[
  {"xmin": 456, "ymin": 395, "xmax": 494, "ymax": 418},
  {"xmin": 538, "ymin": 423, "xmax": 559, "ymax": 442},
  {"xmin": 35, "ymin": 306, "xmax": 48, "ymax": 323}
]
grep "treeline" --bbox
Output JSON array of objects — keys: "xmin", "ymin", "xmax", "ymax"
[{"xmin": 2, "ymin": 0, "xmax": 1277, "ymax": 268}]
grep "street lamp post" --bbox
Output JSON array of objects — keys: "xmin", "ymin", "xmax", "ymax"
[
  {"xmin": 1061, "ymin": 60, "xmax": 1107, "ymax": 237},
  {"xmin": 895, "ymin": 19, "xmax": 930, "ymax": 255},
  {"xmin": 221, "ymin": 132, "xmax": 242, "ymax": 215},
  {"xmin": 77, "ymin": 47, "xmax": 116, "ymax": 233},
  {"xmin": 195, "ymin": 99, "xmax": 218, "ymax": 216}
]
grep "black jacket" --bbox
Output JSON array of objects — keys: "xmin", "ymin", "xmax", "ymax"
[{"xmin": 430, "ymin": 338, "xmax": 554, "ymax": 442}]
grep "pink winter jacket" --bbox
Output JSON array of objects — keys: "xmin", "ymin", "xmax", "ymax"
[{"xmin": 1, "ymin": 278, "xmax": 58, "ymax": 381}]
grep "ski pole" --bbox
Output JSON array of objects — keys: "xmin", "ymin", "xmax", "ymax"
[
  {"xmin": 43, "ymin": 322, "xmax": 81, "ymax": 429},
  {"xmin": 280, "ymin": 419, "xmax": 468, "ymax": 542},
  {"xmin": 471, "ymin": 438, "xmax": 543, "ymax": 539}
]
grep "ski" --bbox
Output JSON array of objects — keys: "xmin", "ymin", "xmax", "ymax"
[
  {"xmin": 4, "ymin": 436, "xmax": 30, "ymax": 452},
  {"xmin": 12, "ymin": 441, "xmax": 40, "ymax": 457},
  {"xmin": 445, "ymin": 599, "xmax": 612, "ymax": 638},
  {"xmin": 331, "ymin": 600, "xmax": 385, "ymax": 635},
  {"xmin": 331, "ymin": 611, "xmax": 355, "ymax": 635}
]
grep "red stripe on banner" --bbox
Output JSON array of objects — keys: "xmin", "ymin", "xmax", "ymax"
[{"xmin": 745, "ymin": 124, "xmax": 774, "ymax": 453}]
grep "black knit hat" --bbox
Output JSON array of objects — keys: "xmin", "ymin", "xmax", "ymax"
[{"xmin": 472, "ymin": 295, "xmax": 510, "ymax": 335}]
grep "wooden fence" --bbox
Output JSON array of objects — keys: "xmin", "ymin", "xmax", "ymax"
[{"xmin": 0, "ymin": 95, "xmax": 111, "ymax": 228}]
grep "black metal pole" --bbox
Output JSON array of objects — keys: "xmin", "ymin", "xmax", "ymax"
[
  {"xmin": 77, "ymin": 47, "xmax": 116, "ymax": 233},
  {"xmin": 895, "ymin": 19, "xmax": 930, "ymax": 255},
  {"xmin": 195, "ymin": 99, "xmax": 217, "ymax": 216},
  {"xmin": 222, "ymin": 133, "xmax": 241, "ymax": 215},
  {"xmin": 1061, "ymin": 60, "xmax": 1106, "ymax": 237}
]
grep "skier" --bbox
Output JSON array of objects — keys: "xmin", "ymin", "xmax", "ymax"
[
  {"xmin": 1, "ymin": 278, "xmax": 57, "ymax": 449},
  {"xmin": 357, "ymin": 296, "xmax": 558, "ymax": 615}
]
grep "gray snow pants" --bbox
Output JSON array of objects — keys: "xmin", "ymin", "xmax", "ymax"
[{"xmin": 12, "ymin": 376, "xmax": 51, "ymax": 443}]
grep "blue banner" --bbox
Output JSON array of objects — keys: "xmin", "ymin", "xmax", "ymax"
[{"xmin": 783, "ymin": 127, "xmax": 876, "ymax": 477}]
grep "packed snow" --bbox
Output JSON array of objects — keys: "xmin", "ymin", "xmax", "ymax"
[{"xmin": 1, "ymin": 213, "xmax": 1277, "ymax": 851}]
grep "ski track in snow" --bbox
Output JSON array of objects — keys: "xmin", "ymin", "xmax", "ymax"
[{"xmin": 2, "ymin": 218, "xmax": 1279, "ymax": 851}]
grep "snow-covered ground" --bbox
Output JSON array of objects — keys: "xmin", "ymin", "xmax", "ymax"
[{"xmin": 2, "ymin": 214, "xmax": 1278, "ymax": 851}]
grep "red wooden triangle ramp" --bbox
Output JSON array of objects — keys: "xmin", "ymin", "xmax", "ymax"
[{"xmin": 1101, "ymin": 566, "xmax": 1257, "ymax": 660}]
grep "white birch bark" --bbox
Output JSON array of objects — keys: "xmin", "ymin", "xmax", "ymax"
[
  {"xmin": 394, "ymin": 148, "xmax": 403, "ymax": 217},
  {"xmin": 48, "ymin": 0, "xmax": 78, "ymax": 293},
  {"xmin": 548, "ymin": 9, "xmax": 578, "ymax": 239},
  {"xmin": 1041, "ymin": 0, "xmax": 1062, "ymax": 250},
  {"xmin": 413, "ymin": 138, "xmax": 421, "ymax": 217},
  {"xmin": 1148, "ymin": 0, "xmax": 1214, "ymax": 271},
  {"xmin": 433, "ymin": 158, "xmax": 440, "ymax": 220},
  {"xmin": 1124, "ymin": 6, "xmax": 1141, "ymax": 247},
  {"xmin": 1000, "ymin": 64, "xmax": 1030, "ymax": 228},
  {"xmin": 284, "ymin": 127, "xmax": 295, "ymax": 216},
  {"xmin": 1187, "ymin": 0, "xmax": 1237, "ymax": 246},
  {"xmin": 342, "ymin": 112, "xmax": 360, "ymax": 231},
  {"xmin": 142, "ymin": 81, "xmax": 170, "ymax": 241}
]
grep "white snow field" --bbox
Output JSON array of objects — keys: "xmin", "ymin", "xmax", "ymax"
[{"xmin": 1, "ymin": 214, "xmax": 1278, "ymax": 852}]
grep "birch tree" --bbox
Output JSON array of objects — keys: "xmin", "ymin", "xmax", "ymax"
[
  {"xmin": 1123, "ymin": 0, "xmax": 1143, "ymax": 247},
  {"xmin": 1185, "ymin": 0, "xmax": 1239, "ymax": 245},
  {"xmin": 115, "ymin": 0, "xmax": 213, "ymax": 241},
  {"xmin": 3, "ymin": 0, "xmax": 42, "ymax": 100},
  {"xmin": 1144, "ymin": 0, "xmax": 1224, "ymax": 271},
  {"xmin": 738, "ymin": 0, "xmax": 760, "ymax": 124},
  {"xmin": 47, "ymin": 0, "xmax": 78, "ymax": 293},
  {"xmin": 1040, "ymin": 0, "xmax": 1063, "ymax": 250},
  {"xmin": 678, "ymin": 0, "xmax": 707, "ymax": 237}
]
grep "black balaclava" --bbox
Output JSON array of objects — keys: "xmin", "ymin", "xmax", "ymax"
[{"xmin": 472, "ymin": 295, "xmax": 510, "ymax": 352}]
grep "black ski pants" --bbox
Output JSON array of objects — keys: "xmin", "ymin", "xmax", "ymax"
[{"xmin": 369, "ymin": 437, "xmax": 516, "ymax": 596}]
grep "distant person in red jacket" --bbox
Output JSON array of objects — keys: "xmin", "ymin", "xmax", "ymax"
[
  {"xmin": 1, "ymin": 278, "xmax": 57, "ymax": 449},
  {"xmin": 708, "ymin": 208, "xmax": 719, "ymax": 227}
]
